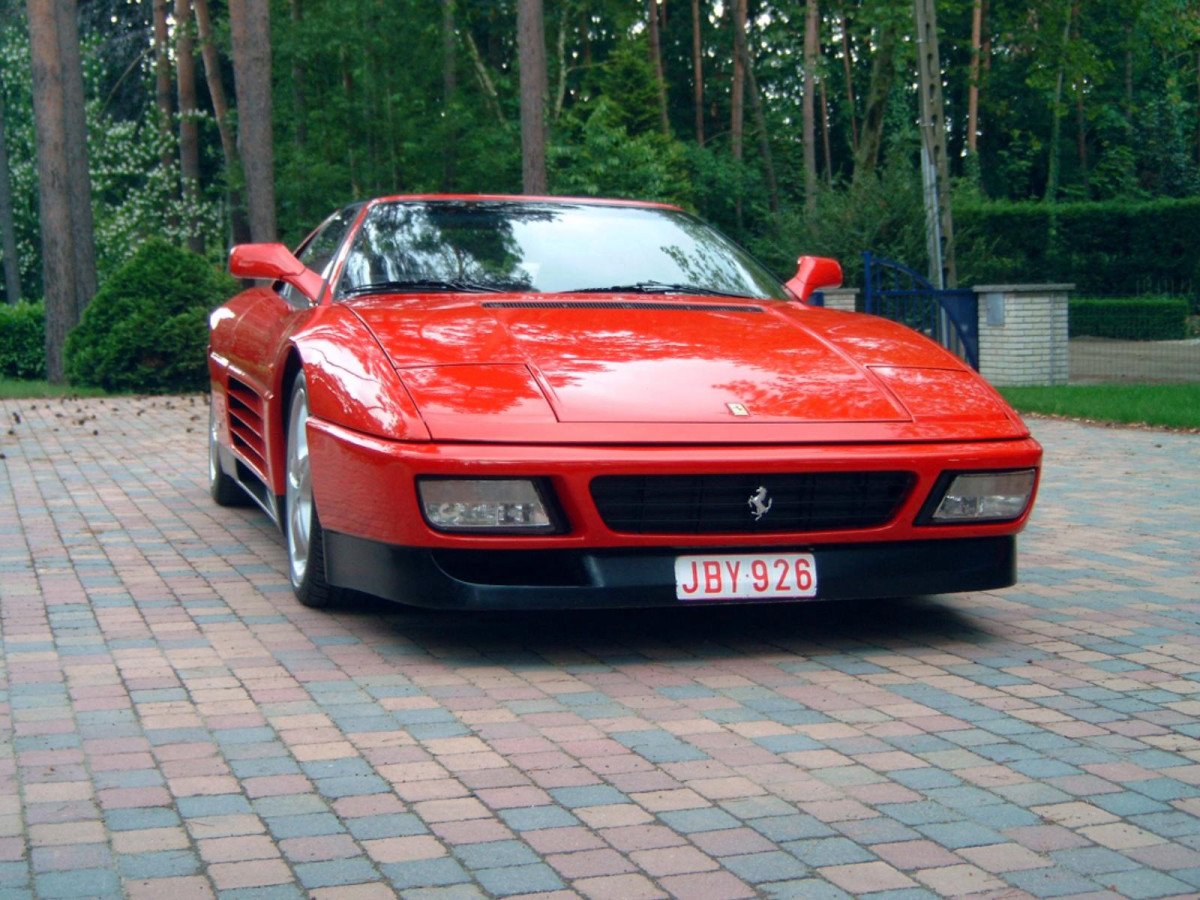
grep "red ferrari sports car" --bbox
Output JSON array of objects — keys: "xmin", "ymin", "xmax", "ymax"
[{"xmin": 208, "ymin": 195, "xmax": 1041, "ymax": 610}]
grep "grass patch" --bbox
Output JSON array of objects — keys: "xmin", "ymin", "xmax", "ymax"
[
  {"xmin": 0, "ymin": 379, "xmax": 109, "ymax": 399},
  {"xmin": 1000, "ymin": 383, "xmax": 1200, "ymax": 430}
]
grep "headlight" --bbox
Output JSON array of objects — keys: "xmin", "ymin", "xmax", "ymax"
[
  {"xmin": 925, "ymin": 469, "xmax": 1037, "ymax": 523},
  {"xmin": 418, "ymin": 478, "xmax": 561, "ymax": 533}
]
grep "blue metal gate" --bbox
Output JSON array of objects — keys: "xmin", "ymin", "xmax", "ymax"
[{"xmin": 862, "ymin": 252, "xmax": 979, "ymax": 370}]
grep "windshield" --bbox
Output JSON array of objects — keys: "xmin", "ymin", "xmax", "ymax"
[{"xmin": 337, "ymin": 200, "xmax": 788, "ymax": 300}]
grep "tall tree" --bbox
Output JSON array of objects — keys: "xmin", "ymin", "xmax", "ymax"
[
  {"xmin": 838, "ymin": 4, "xmax": 859, "ymax": 155},
  {"xmin": 853, "ymin": 20, "xmax": 897, "ymax": 183},
  {"xmin": 732, "ymin": 11, "xmax": 779, "ymax": 211},
  {"xmin": 731, "ymin": 0, "xmax": 746, "ymax": 163},
  {"xmin": 646, "ymin": 0, "xmax": 669, "ymax": 135},
  {"xmin": 819, "ymin": 78, "xmax": 833, "ymax": 186},
  {"xmin": 291, "ymin": 0, "xmax": 307, "ymax": 147},
  {"xmin": 517, "ymin": 0, "xmax": 547, "ymax": 194},
  {"xmin": 152, "ymin": 0, "xmax": 174, "ymax": 180},
  {"xmin": 967, "ymin": 0, "xmax": 982, "ymax": 156},
  {"xmin": 803, "ymin": 0, "xmax": 820, "ymax": 211},
  {"xmin": 691, "ymin": 0, "xmax": 704, "ymax": 145},
  {"xmin": 228, "ymin": 0, "xmax": 276, "ymax": 241},
  {"xmin": 0, "ymin": 78, "xmax": 21, "ymax": 305},
  {"xmin": 175, "ymin": 0, "xmax": 204, "ymax": 253},
  {"xmin": 56, "ymin": 0, "xmax": 95, "ymax": 313},
  {"xmin": 443, "ymin": 0, "xmax": 457, "ymax": 189},
  {"xmin": 27, "ymin": 0, "xmax": 96, "ymax": 380},
  {"xmin": 915, "ymin": 0, "xmax": 956, "ymax": 286},
  {"xmin": 1043, "ymin": 3, "xmax": 1073, "ymax": 202},
  {"xmin": 194, "ymin": 0, "xmax": 249, "ymax": 244}
]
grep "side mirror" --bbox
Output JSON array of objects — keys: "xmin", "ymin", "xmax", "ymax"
[
  {"xmin": 229, "ymin": 243, "xmax": 324, "ymax": 304},
  {"xmin": 785, "ymin": 255, "xmax": 843, "ymax": 303}
]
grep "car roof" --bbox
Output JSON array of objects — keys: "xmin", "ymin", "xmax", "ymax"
[{"xmin": 365, "ymin": 194, "xmax": 683, "ymax": 212}]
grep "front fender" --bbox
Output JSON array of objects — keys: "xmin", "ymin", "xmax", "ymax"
[{"xmin": 290, "ymin": 306, "xmax": 430, "ymax": 443}]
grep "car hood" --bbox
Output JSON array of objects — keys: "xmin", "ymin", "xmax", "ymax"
[{"xmin": 349, "ymin": 296, "xmax": 1026, "ymax": 444}]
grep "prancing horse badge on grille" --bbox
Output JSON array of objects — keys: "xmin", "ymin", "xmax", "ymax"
[{"xmin": 748, "ymin": 486, "xmax": 773, "ymax": 520}]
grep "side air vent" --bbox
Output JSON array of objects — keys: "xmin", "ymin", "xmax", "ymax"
[
  {"xmin": 483, "ymin": 301, "xmax": 763, "ymax": 313},
  {"xmin": 226, "ymin": 377, "xmax": 268, "ymax": 476}
]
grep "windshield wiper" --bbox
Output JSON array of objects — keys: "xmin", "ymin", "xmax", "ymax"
[
  {"xmin": 341, "ymin": 279, "xmax": 506, "ymax": 296},
  {"xmin": 566, "ymin": 280, "xmax": 754, "ymax": 298}
]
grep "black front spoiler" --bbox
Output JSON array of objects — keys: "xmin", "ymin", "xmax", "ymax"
[{"xmin": 323, "ymin": 532, "xmax": 1017, "ymax": 610}]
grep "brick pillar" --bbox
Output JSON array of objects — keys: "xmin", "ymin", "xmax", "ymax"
[
  {"xmin": 816, "ymin": 288, "xmax": 858, "ymax": 313},
  {"xmin": 974, "ymin": 284, "xmax": 1072, "ymax": 386}
]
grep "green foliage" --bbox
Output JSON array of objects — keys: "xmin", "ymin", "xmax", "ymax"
[
  {"xmin": 956, "ymin": 197, "xmax": 1200, "ymax": 301},
  {"xmin": 1069, "ymin": 297, "xmax": 1189, "ymax": 341},
  {"xmin": 550, "ymin": 100, "xmax": 693, "ymax": 206},
  {"xmin": 753, "ymin": 160, "xmax": 928, "ymax": 284},
  {"xmin": 64, "ymin": 241, "xmax": 236, "ymax": 393},
  {"xmin": 0, "ymin": 301, "xmax": 46, "ymax": 379},
  {"xmin": 8, "ymin": 0, "xmax": 1200, "ymax": 331},
  {"xmin": 592, "ymin": 34, "xmax": 662, "ymax": 137}
]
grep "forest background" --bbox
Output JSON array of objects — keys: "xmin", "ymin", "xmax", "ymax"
[{"xmin": 2, "ymin": 0, "xmax": 1200, "ymax": 381}]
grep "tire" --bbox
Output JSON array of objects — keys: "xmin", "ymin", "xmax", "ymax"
[
  {"xmin": 209, "ymin": 401, "xmax": 250, "ymax": 507},
  {"xmin": 285, "ymin": 373, "xmax": 337, "ymax": 609}
]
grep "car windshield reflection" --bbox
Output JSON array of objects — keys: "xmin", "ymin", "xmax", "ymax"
[{"xmin": 337, "ymin": 200, "xmax": 787, "ymax": 300}]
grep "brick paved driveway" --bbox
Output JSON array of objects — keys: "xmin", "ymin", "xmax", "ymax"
[{"xmin": 1, "ymin": 395, "xmax": 1199, "ymax": 900}]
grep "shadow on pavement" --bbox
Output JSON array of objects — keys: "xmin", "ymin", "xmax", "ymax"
[{"xmin": 333, "ymin": 591, "xmax": 991, "ymax": 662}]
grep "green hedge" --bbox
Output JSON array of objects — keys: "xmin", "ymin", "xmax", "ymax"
[
  {"xmin": 957, "ymin": 197, "xmax": 1200, "ymax": 307},
  {"xmin": 1069, "ymin": 296, "xmax": 1190, "ymax": 341},
  {"xmin": 0, "ymin": 301, "xmax": 46, "ymax": 379},
  {"xmin": 65, "ymin": 240, "xmax": 237, "ymax": 393}
]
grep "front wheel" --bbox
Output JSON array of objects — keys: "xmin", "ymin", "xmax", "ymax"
[{"xmin": 285, "ymin": 373, "xmax": 336, "ymax": 608}]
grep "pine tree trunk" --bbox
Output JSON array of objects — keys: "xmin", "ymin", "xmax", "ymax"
[
  {"xmin": 691, "ymin": 0, "xmax": 704, "ymax": 146},
  {"xmin": 967, "ymin": 0, "xmax": 982, "ymax": 155},
  {"xmin": 1043, "ymin": 9, "xmax": 1072, "ymax": 202},
  {"xmin": 915, "ymin": 0, "xmax": 956, "ymax": 287},
  {"xmin": 1124, "ymin": 24, "xmax": 1133, "ymax": 121},
  {"xmin": 465, "ymin": 31, "xmax": 505, "ymax": 126},
  {"xmin": 819, "ymin": 77, "xmax": 833, "ymax": 186},
  {"xmin": 647, "ymin": 0, "xmax": 670, "ymax": 136},
  {"xmin": 731, "ymin": 0, "xmax": 746, "ymax": 162},
  {"xmin": 291, "ymin": 0, "xmax": 307, "ymax": 146},
  {"xmin": 193, "ymin": 0, "xmax": 249, "ymax": 244},
  {"xmin": 1072, "ymin": 0, "xmax": 1087, "ymax": 196},
  {"xmin": 229, "ymin": 0, "xmax": 277, "ymax": 241},
  {"xmin": 56, "ymin": 0, "xmax": 95, "ymax": 315},
  {"xmin": 802, "ymin": 0, "xmax": 819, "ymax": 212},
  {"xmin": 732, "ymin": 17, "xmax": 779, "ymax": 212},
  {"xmin": 839, "ymin": 4, "xmax": 857, "ymax": 154},
  {"xmin": 852, "ymin": 23, "xmax": 896, "ymax": 183},
  {"xmin": 0, "ymin": 75, "xmax": 23, "ymax": 305},
  {"xmin": 554, "ymin": 13, "xmax": 568, "ymax": 119},
  {"xmin": 175, "ymin": 0, "xmax": 204, "ymax": 253},
  {"xmin": 517, "ymin": 0, "xmax": 547, "ymax": 194},
  {"xmin": 28, "ymin": 0, "xmax": 74, "ymax": 380},
  {"xmin": 152, "ymin": 0, "xmax": 174, "ymax": 181},
  {"xmin": 443, "ymin": 0, "xmax": 457, "ymax": 189}
]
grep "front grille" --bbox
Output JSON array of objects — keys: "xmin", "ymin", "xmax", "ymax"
[{"xmin": 591, "ymin": 472, "xmax": 915, "ymax": 535}]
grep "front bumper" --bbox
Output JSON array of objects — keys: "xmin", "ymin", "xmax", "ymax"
[{"xmin": 323, "ymin": 532, "xmax": 1017, "ymax": 610}]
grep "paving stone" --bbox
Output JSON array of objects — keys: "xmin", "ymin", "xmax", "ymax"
[{"xmin": 2, "ymin": 404, "xmax": 1197, "ymax": 900}]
